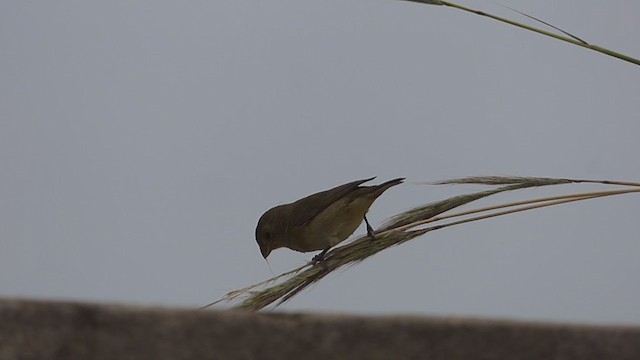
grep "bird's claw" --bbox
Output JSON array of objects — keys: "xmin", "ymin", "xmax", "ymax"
[
  {"xmin": 311, "ymin": 256, "xmax": 329, "ymax": 271},
  {"xmin": 311, "ymin": 248, "xmax": 330, "ymax": 271}
]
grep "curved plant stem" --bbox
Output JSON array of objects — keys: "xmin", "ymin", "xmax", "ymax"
[
  {"xmin": 203, "ymin": 177, "xmax": 639, "ymax": 311},
  {"xmin": 401, "ymin": 0, "xmax": 640, "ymax": 66}
]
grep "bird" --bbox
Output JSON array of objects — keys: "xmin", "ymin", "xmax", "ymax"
[{"xmin": 255, "ymin": 177, "xmax": 404, "ymax": 261}]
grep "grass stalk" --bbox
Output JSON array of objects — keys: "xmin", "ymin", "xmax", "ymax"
[
  {"xmin": 203, "ymin": 176, "xmax": 639, "ymax": 311},
  {"xmin": 400, "ymin": 0, "xmax": 640, "ymax": 66}
]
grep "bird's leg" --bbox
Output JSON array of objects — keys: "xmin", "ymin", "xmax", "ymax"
[
  {"xmin": 311, "ymin": 247, "xmax": 330, "ymax": 271},
  {"xmin": 364, "ymin": 214, "xmax": 376, "ymax": 241}
]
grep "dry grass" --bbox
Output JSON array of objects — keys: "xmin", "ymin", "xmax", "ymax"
[
  {"xmin": 401, "ymin": 0, "xmax": 640, "ymax": 66},
  {"xmin": 202, "ymin": 176, "xmax": 640, "ymax": 311},
  {"xmin": 199, "ymin": 2, "xmax": 640, "ymax": 312}
]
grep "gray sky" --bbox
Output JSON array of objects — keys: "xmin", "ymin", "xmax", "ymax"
[{"xmin": 2, "ymin": 1, "xmax": 639, "ymax": 325}]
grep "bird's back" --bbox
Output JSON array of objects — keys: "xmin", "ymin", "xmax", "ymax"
[{"xmin": 284, "ymin": 177, "xmax": 404, "ymax": 252}]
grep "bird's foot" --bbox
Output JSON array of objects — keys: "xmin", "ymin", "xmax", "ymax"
[{"xmin": 311, "ymin": 248, "xmax": 330, "ymax": 271}]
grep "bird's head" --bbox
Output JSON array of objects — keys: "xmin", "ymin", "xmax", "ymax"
[{"xmin": 255, "ymin": 206, "xmax": 285, "ymax": 259}]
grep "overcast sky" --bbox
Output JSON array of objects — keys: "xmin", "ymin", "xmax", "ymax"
[{"xmin": 2, "ymin": 1, "xmax": 639, "ymax": 325}]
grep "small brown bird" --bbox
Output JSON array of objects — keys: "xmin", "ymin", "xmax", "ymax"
[{"xmin": 255, "ymin": 177, "xmax": 404, "ymax": 261}]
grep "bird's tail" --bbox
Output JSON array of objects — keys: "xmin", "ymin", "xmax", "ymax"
[{"xmin": 375, "ymin": 177, "xmax": 405, "ymax": 193}]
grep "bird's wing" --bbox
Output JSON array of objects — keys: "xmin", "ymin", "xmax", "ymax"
[{"xmin": 288, "ymin": 177, "xmax": 375, "ymax": 227}]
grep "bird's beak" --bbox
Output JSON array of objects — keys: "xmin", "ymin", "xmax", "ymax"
[{"xmin": 260, "ymin": 245, "xmax": 272, "ymax": 259}]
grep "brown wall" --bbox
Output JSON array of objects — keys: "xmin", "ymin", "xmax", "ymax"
[{"xmin": 1, "ymin": 299, "xmax": 639, "ymax": 360}]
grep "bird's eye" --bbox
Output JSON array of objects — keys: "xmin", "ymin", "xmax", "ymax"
[{"xmin": 264, "ymin": 231, "xmax": 272, "ymax": 240}]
